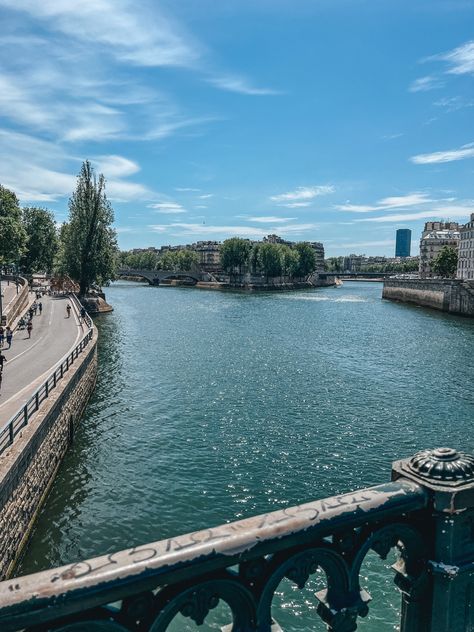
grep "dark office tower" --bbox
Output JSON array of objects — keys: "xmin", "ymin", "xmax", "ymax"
[{"xmin": 395, "ymin": 229, "xmax": 411, "ymax": 257}]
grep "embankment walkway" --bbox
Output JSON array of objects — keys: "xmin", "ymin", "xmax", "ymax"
[{"xmin": 0, "ymin": 295, "xmax": 83, "ymax": 423}]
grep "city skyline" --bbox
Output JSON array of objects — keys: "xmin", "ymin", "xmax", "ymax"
[{"xmin": 1, "ymin": 0, "xmax": 474, "ymax": 256}]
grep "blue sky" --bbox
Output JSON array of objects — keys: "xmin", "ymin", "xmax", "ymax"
[{"xmin": 1, "ymin": 0, "xmax": 473, "ymax": 256}]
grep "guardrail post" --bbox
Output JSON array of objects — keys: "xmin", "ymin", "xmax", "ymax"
[
  {"xmin": 53, "ymin": 372, "xmax": 56, "ymax": 387},
  {"xmin": 66, "ymin": 357, "xmax": 69, "ymax": 370},
  {"xmin": 392, "ymin": 448, "xmax": 474, "ymax": 631},
  {"xmin": 35, "ymin": 392, "xmax": 39, "ymax": 411},
  {"xmin": 9, "ymin": 423, "xmax": 13, "ymax": 445},
  {"xmin": 23, "ymin": 405, "xmax": 27, "ymax": 426},
  {"xmin": 45, "ymin": 381, "xmax": 48, "ymax": 397}
]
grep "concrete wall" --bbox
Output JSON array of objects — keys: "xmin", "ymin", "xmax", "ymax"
[
  {"xmin": 1, "ymin": 277, "xmax": 29, "ymax": 327},
  {"xmin": 382, "ymin": 278, "xmax": 474, "ymax": 317},
  {"xmin": 0, "ymin": 329, "xmax": 98, "ymax": 579}
]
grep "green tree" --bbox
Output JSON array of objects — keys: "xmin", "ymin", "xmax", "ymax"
[
  {"xmin": 279, "ymin": 245, "xmax": 300, "ymax": 277},
  {"xmin": 432, "ymin": 246, "xmax": 458, "ymax": 278},
  {"xmin": 0, "ymin": 185, "xmax": 27, "ymax": 265},
  {"xmin": 220, "ymin": 238, "xmax": 252, "ymax": 275},
  {"xmin": 259, "ymin": 243, "xmax": 282, "ymax": 279},
  {"xmin": 59, "ymin": 161, "xmax": 118, "ymax": 296},
  {"xmin": 160, "ymin": 250, "xmax": 178, "ymax": 270},
  {"xmin": 294, "ymin": 242, "xmax": 316, "ymax": 277},
  {"xmin": 176, "ymin": 249, "xmax": 199, "ymax": 271},
  {"xmin": 21, "ymin": 207, "xmax": 58, "ymax": 273}
]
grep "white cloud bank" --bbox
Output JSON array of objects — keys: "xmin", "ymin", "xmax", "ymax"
[{"xmin": 270, "ymin": 185, "xmax": 334, "ymax": 207}]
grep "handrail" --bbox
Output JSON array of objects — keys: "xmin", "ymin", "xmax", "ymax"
[
  {"xmin": 0, "ymin": 296, "xmax": 94, "ymax": 455},
  {"xmin": 0, "ymin": 478, "xmax": 428, "ymax": 631}
]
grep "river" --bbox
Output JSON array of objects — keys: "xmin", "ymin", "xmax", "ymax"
[{"xmin": 18, "ymin": 281, "xmax": 474, "ymax": 630}]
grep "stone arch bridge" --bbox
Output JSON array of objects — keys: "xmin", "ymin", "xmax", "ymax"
[{"xmin": 116, "ymin": 268, "xmax": 207, "ymax": 285}]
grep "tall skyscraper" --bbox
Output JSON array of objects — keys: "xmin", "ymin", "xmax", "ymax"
[{"xmin": 395, "ymin": 229, "xmax": 411, "ymax": 257}]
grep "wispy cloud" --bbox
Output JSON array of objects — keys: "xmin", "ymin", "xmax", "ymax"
[
  {"xmin": 410, "ymin": 143, "xmax": 474, "ymax": 164},
  {"xmin": 409, "ymin": 75, "xmax": 444, "ymax": 92},
  {"xmin": 148, "ymin": 221, "xmax": 319, "ymax": 239},
  {"xmin": 147, "ymin": 202, "xmax": 186, "ymax": 214},
  {"xmin": 246, "ymin": 216, "xmax": 296, "ymax": 223},
  {"xmin": 198, "ymin": 193, "xmax": 214, "ymax": 199},
  {"xmin": 335, "ymin": 192, "xmax": 433, "ymax": 213},
  {"xmin": 436, "ymin": 40, "xmax": 474, "ymax": 75},
  {"xmin": 356, "ymin": 205, "xmax": 473, "ymax": 223},
  {"xmin": 330, "ymin": 239, "xmax": 395, "ymax": 249},
  {"xmin": 270, "ymin": 185, "xmax": 334, "ymax": 207},
  {"xmin": 175, "ymin": 187, "xmax": 200, "ymax": 192},
  {"xmin": 207, "ymin": 75, "xmax": 281, "ymax": 96}
]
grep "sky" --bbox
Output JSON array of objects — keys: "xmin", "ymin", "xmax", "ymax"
[{"xmin": 1, "ymin": 0, "xmax": 474, "ymax": 256}]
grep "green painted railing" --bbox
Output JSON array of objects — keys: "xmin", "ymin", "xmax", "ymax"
[{"xmin": 0, "ymin": 447, "xmax": 472, "ymax": 631}]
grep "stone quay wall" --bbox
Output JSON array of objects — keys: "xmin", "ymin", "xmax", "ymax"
[
  {"xmin": 0, "ymin": 327, "xmax": 98, "ymax": 579},
  {"xmin": 382, "ymin": 278, "xmax": 474, "ymax": 317},
  {"xmin": 1, "ymin": 277, "xmax": 29, "ymax": 327}
]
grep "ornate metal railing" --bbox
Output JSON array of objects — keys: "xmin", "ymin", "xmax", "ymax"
[
  {"xmin": 0, "ymin": 298, "xmax": 94, "ymax": 455},
  {"xmin": 0, "ymin": 447, "xmax": 472, "ymax": 631}
]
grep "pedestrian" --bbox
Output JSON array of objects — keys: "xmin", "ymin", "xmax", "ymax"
[
  {"xmin": 0, "ymin": 352, "xmax": 6, "ymax": 371},
  {"xmin": 38, "ymin": 301, "xmax": 43, "ymax": 315},
  {"xmin": 80, "ymin": 306, "xmax": 86, "ymax": 322},
  {"xmin": 0, "ymin": 326, "xmax": 4, "ymax": 348},
  {"xmin": 29, "ymin": 307, "xmax": 34, "ymax": 320},
  {"xmin": 27, "ymin": 320, "xmax": 33, "ymax": 339},
  {"xmin": 5, "ymin": 327, "xmax": 12, "ymax": 349},
  {"xmin": 33, "ymin": 302, "xmax": 38, "ymax": 315},
  {"xmin": 66, "ymin": 304, "xmax": 71, "ymax": 318}
]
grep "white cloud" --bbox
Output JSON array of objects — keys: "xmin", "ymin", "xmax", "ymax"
[
  {"xmin": 198, "ymin": 193, "xmax": 214, "ymax": 199},
  {"xmin": 148, "ymin": 202, "xmax": 186, "ymax": 214},
  {"xmin": 175, "ymin": 187, "xmax": 200, "ymax": 192},
  {"xmin": 208, "ymin": 75, "xmax": 280, "ymax": 96},
  {"xmin": 434, "ymin": 96, "xmax": 474, "ymax": 112},
  {"xmin": 270, "ymin": 185, "xmax": 335, "ymax": 205},
  {"xmin": 0, "ymin": 0, "xmax": 199, "ymax": 69},
  {"xmin": 148, "ymin": 221, "xmax": 320, "ymax": 239},
  {"xmin": 409, "ymin": 75, "xmax": 443, "ymax": 92},
  {"xmin": 335, "ymin": 192, "xmax": 433, "ymax": 213},
  {"xmin": 410, "ymin": 144, "xmax": 474, "ymax": 164},
  {"xmin": 356, "ymin": 206, "xmax": 473, "ymax": 223},
  {"xmin": 92, "ymin": 155, "xmax": 140, "ymax": 178},
  {"xmin": 437, "ymin": 40, "xmax": 474, "ymax": 75},
  {"xmin": 247, "ymin": 216, "xmax": 296, "ymax": 223}
]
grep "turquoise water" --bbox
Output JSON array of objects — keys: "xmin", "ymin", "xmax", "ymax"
[{"xmin": 18, "ymin": 281, "xmax": 474, "ymax": 630}]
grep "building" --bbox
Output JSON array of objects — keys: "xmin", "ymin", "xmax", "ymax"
[
  {"xmin": 395, "ymin": 229, "xmax": 411, "ymax": 257},
  {"xmin": 419, "ymin": 222, "xmax": 460, "ymax": 278},
  {"xmin": 457, "ymin": 213, "xmax": 474, "ymax": 280},
  {"xmin": 193, "ymin": 241, "xmax": 221, "ymax": 273}
]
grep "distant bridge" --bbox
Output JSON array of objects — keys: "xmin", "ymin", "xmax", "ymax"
[
  {"xmin": 116, "ymin": 268, "xmax": 206, "ymax": 285},
  {"xmin": 322, "ymin": 272, "xmax": 393, "ymax": 279}
]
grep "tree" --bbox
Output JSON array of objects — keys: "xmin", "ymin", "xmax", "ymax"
[
  {"xmin": 432, "ymin": 246, "xmax": 458, "ymax": 278},
  {"xmin": 176, "ymin": 249, "xmax": 199, "ymax": 271},
  {"xmin": 21, "ymin": 207, "xmax": 58, "ymax": 273},
  {"xmin": 294, "ymin": 242, "xmax": 316, "ymax": 277},
  {"xmin": 59, "ymin": 161, "xmax": 118, "ymax": 296},
  {"xmin": 0, "ymin": 185, "xmax": 27, "ymax": 266},
  {"xmin": 220, "ymin": 238, "xmax": 252, "ymax": 275},
  {"xmin": 279, "ymin": 245, "xmax": 300, "ymax": 277},
  {"xmin": 259, "ymin": 243, "xmax": 282, "ymax": 280}
]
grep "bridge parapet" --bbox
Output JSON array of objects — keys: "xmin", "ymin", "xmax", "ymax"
[
  {"xmin": 117, "ymin": 268, "xmax": 204, "ymax": 284},
  {"xmin": 0, "ymin": 447, "xmax": 473, "ymax": 631}
]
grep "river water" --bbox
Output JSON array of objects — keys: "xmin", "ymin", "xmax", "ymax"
[{"xmin": 18, "ymin": 281, "xmax": 474, "ymax": 630}]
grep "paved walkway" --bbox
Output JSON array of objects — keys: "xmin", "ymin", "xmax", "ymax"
[
  {"xmin": 0, "ymin": 280, "xmax": 20, "ymax": 314},
  {"xmin": 0, "ymin": 295, "xmax": 84, "ymax": 424}
]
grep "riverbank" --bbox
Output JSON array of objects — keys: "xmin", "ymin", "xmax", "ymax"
[{"xmin": 382, "ymin": 278, "xmax": 474, "ymax": 317}]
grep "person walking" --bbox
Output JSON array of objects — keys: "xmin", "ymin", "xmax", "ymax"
[
  {"xmin": 29, "ymin": 307, "xmax": 34, "ymax": 321},
  {"xmin": 0, "ymin": 352, "xmax": 6, "ymax": 371},
  {"xmin": 0, "ymin": 326, "xmax": 4, "ymax": 348},
  {"xmin": 38, "ymin": 301, "xmax": 43, "ymax": 315},
  {"xmin": 80, "ymin": 306, "xmax": 86, "ymax": 323},
  {"xmin": 33, "ymin": 302, "xmax": 38, "ymax": 315},
  {"xmin": 5, "ymin": 327, "xmax": 12, "ymax": 349},
  {"xmin": 27, "ymin": 320, "xmax": 33, "ymax": 339},
  {"xmin": 66, "ymin": 304, "xmax": 71, "ymax": 318}
]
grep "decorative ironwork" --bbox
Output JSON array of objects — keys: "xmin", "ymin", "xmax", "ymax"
[
  {"xmin": 0, "ymin": 448, "xmax": 472, "ymax": 631},
  {"xmin": 406, "ymin": 447, "xmax": 474, "ymax": 484}
]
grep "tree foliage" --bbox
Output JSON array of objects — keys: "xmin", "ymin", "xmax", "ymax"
[
  {"xmin": 259, "ymin": 243, "xmax": 282, "ymax": 279},
  {"xmin": 21, "ymin": 207, "xmax": 58, "ymax": 273},
  {"xmin": 220, "ymin": 238, "xmax": 252, "ymax": 274},
  {"xmin": 432, "ymin": 246, "xmax": 458, "ymax": 278},
  {"xmin": 0, "ymin": 185, "xmax": 27, "ymax": 265},
  {"xmin": 294, "ymin": 242, "xmax": 316, "ymax": 277},
  {"xmin": 59, "ymin": 161, "xmax": 118, "ymax": 295}
]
